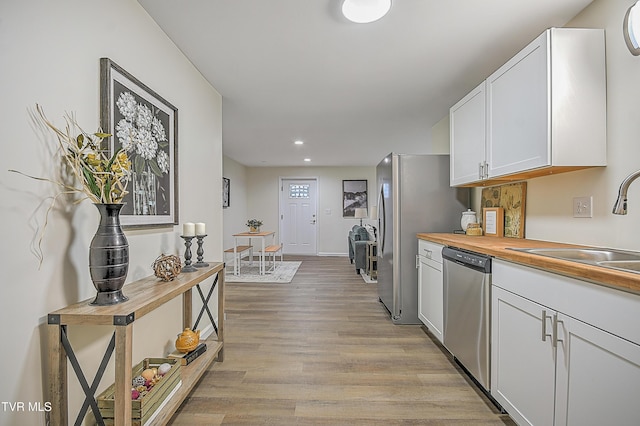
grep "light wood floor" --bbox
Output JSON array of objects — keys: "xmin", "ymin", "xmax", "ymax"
[{"xmin": 169, "ymin": 256, "xmax": 515, "ymax": 425}]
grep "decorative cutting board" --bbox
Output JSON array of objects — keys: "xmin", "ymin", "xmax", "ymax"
[{"xmin": 481, "ymin": 182, "xmax": 526, "ymax": 238}]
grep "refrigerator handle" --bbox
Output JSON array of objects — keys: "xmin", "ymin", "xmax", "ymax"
[{"xmin": 378, "ymin": 186, "xmax": 386, "ymax": 257}]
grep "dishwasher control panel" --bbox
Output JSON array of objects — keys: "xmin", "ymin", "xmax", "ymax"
[{"xmin": 442, "ymin": 247, "xmax": 491, "ymax": 273}]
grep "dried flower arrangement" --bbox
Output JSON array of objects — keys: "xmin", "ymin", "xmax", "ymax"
[{"xmin": 9, "ymin": 104, "xmax": 132, "ymax": 263}]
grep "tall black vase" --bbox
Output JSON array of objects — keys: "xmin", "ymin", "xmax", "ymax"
[{"xmin": 89, "ymin": 203, "xmax": 129, "ymax": 305}]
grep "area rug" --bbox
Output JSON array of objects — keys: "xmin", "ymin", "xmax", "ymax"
[
  {"xmin": 225, "ymin": 261, "xmax": 301, "ymax": 283},
  {"xmin": 360, "ymin": 270, "xmax": 377, "ymax": 284}
]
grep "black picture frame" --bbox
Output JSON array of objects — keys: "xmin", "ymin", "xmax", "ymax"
[
  {"xmin": 343, "ymin": 180, "xmax": 367, "ymax": 217},
  {"xmin": 100, "ymin": 58, "xmax": 178, "ymax": 228},
  {"xmin": 223, "ymin": 177, "xmax": 230, "ymax": 208}
]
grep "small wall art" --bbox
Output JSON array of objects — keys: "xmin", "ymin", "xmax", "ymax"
[
  {"xmin": 483, "ymin": 207, "xmax": 505, "ymax": 237},
  {"xmin": 343, "ymin": 180, "xmax": 367, "ymax": 217},
  {"xmin": 223, "ymin": 177, "xmax": 230, "ymax": 208}
]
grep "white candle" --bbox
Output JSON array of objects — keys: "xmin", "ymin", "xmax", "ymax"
[
  {"xmin": 183, "ymin": 222, "xmax": 195, "ymax": 236},
  {"xmin": 195, "ymin": 222, "xmax": 206, "ymax": 235}
]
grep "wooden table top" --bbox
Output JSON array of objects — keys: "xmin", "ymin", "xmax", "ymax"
[
  {"xmin": 417, "ymin": 233, "xmax": 640, "ymax": 295},
  {"xmin": 48, "ymin": 262, "xmax": 224, "ymax": 325},
  {"xmin": 233, "ymin": 231, "xmax": 275, "ymax": 237}
]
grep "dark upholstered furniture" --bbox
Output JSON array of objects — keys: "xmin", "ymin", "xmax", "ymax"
[{"xmin": 348, "ymin": 225, "xmax": 370, "ymax": 274}]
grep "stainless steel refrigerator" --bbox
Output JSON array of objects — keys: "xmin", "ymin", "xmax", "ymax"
[{"xmin": 376, "ymin": 153, "xmax": 469, "ymax": 324}]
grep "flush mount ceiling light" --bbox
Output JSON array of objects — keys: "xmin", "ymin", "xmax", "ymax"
[
  {"xmin": 342, "ymin": 0, "xmax": 391, "ymax": 24},
  {"xmin": 624, "ymin": 0, "xmax": 640, "ymax": 55},
  {"xmin": 294, "ymin": 140, "xmax": 304, "ymax": 145}
]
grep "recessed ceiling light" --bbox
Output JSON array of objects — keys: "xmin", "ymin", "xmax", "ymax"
[
  {"xmin": 304, "ymin": 158, "xmax": 311, "ymax": 162},
  {"xmin": 294, "ymin": 140, "xmax": 304, "ymax": 145},
  {"xmin": 342, "ymin": 0, "xmax": 391, "ymax": 24}
]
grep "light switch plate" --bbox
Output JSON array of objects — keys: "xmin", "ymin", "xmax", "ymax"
[{"xmin": 573, "ymin": 196, "xmax": 593, "ymax": 218}]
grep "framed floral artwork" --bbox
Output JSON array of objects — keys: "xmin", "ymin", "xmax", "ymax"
[{"xmin": 100, "ymin": 58, "xmax": 178, "ymax": 227}]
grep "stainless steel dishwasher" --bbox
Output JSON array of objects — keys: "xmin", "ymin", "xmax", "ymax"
[{"xmin": 442, "ymin": 246, "xmax": 492, "ymax": 392}]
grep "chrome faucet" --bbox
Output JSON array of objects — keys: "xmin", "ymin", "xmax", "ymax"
[{"xmin": 612, "ymin": 169, "xmax": 640, "ymax": 214}]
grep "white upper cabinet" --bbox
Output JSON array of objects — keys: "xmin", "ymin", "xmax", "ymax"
[
  {"xmin": 450, "ymin": 82, "xmax": 486, "ymax": 186},
  {"xmin": 450, "ymin": 28, "xmax": 606, "ymax": 187}
]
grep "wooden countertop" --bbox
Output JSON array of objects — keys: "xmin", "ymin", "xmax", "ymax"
[{"xmin": 417, "ymin": 233, "xmax": 640, "ymax": 295}]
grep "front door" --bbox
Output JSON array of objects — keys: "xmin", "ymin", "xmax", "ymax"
[{"xmin": 280, "ymin": 178, "xmax": 317, "ymax": 255}]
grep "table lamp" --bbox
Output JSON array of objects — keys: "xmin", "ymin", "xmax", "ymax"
[{"xmin": 354, "ymin": 208, "xmax": 368, "ymax": 226}]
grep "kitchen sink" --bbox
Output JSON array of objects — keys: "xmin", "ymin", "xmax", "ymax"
[
  {"xmin": 510, "ymin": 247, "xmax": 640, "ymax": 262},
  {"xmin": 508, "ymin": 247, "xmax": 640, "ymax": 274},
  {"xmin": 596, "ymin": 260, "xmax": 640, "ymax": 274}
]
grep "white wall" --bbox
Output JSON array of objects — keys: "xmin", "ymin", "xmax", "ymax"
[
  {"xmin": 0, "ymin": 1, "xmax": 222, "ymax": 424},
  {"xmin": 222, "ymin": 156, "xmax": 249, "ymax": 250},
  {"xmin": 231, "ymin": 166, "xmax": 377, "ymax": 255},
  {"xmin": 469, "ymin": 0, "xmax": 640, "ymax": 250},
  {"xmin": 430, "ymin": 115, "xmax": 451, "ymax": 154},
  {"xmin": 526, "ymin": 0, "xmax": 640, "ymax": 248}
]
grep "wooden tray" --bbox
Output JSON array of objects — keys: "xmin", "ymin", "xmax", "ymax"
[{"xmin": 97, "ymin": 357, "xmax": 181, "ymax": 425}]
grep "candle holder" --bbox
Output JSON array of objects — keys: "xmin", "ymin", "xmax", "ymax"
[
  {"xmin": 194, "ymin": 234, "xmax": 209, "ymax": 268},
  {"xmin": 180, "ymin": 235, "xmax": 198, "ymax": 272}
]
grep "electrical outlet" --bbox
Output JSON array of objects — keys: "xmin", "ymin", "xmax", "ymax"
[{"xmin": 573, "ymin": 196, "xmax": 593, "ymax": 218}]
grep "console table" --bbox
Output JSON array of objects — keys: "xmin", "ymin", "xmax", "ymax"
[{"xmin": 47, "ymin": 262, "xmax": 225, "ymax": 426}]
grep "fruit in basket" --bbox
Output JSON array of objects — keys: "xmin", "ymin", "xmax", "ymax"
[
  {"xmin": 141, "ymin": 368, "xmax": 155, "ymax": 381},
  {"xmin": 175, "ymin": 328, "xmax": 200, "ymax": 353}
]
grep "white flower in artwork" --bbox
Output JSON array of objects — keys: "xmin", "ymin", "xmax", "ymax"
[
  {"xmin": 157, "ymin": 150, "xmax": 169, "ymax": 174},
  {"xmin": 116, "ymin": 92, "xmax": 137, "ymax": 121},
  {"xmin": 115, "ymin": 91, "xmax": 169, "ymax": 176},
  {"xmin": 134, "ymin": 127, "xmax": 157, "ymax": 160},
  {"xmin": 115, "ymin": 119, "xmax": 136, "ymax": 151},
  {"xmin": 135, "ymin": 104, "xmax": 153, "ymax": 129},
  {"xmin": 152, "ymin": 117, "xmax": 166, "ymax": 142}
]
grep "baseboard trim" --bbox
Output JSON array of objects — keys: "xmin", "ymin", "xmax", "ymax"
[
  {"xmin": 318, "ymin": 252, "xmax": 349, "ymax": 257},
  {"xmin": 199, "ymin": 323, "xmax": 216, "ymax": 340}
]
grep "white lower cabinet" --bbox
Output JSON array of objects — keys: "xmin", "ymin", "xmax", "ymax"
[
  {"xmin": 492, "ymin": 287, "xmax": 556, "ymax": 426},
  {"xmin": 417, "ymin": 240, "xmax": 444, "ymax": 343},
  {"xmin": 492, "ymin": 261, "xmax": 640, "ymax": 426},
  {"xmin": 554, "ymin": 314, "xmax": 640, "ymax": 426}
]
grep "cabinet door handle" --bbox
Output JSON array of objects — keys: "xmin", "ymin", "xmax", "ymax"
[
  {"xmin": 479, "ymin": 162, "xmax": 484, "ymax": 179},
  {"xmin": 553, "ymin": 316, "xmax": 564, "ymax": 348},
  {"xmin": 483, "ymin": 161, "xmax": 489, "ymax": 179},
  {"xmin": 541, "ymin": 310, "xmax": 553, "ymax": 342}
]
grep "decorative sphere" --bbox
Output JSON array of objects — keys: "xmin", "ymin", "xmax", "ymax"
[{"xmin": 152, "ymin": 254, "xmax": 182, "ymax": 281}]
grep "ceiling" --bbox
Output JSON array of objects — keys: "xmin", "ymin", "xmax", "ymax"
[{"xmin": 138, "ymin": 0, "xmax": 594, "ymax": 167}]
